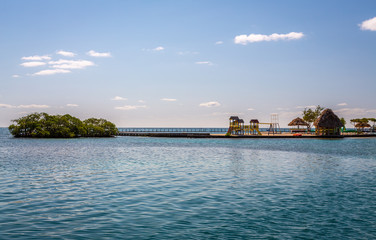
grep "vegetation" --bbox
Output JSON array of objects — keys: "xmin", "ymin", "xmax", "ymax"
[
  {"xmin": 8, "ymin": 113, "xmax": 118, "ymax": 138},
  {"xmin": 350, "ymin": 118, "xmax": 375, "ymax": 132},
  {"xmin": 340, "ymin": 117, "xmax": 346, "ymax": 131},
  {"xmin": 302, "ymin": 105, "xmax": 324, "ymax": 129},
  {"xmin": 350, "ymin": 118, "xmax": 369, "ymax": 125}
]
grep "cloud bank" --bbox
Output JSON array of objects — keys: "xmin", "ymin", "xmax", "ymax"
[{"xmin": 234, "ymin": 32, "xmax": 304, "ymax": 45}]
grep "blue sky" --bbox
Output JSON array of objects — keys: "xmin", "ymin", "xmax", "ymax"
[{"xmin": 1, "ymin": 0, "xmax": 375, "ymax": 127}]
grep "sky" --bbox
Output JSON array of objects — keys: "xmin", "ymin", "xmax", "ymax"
[{"xmin": 0, "ymin": 0, "xmax": 375, "ymax": 127}]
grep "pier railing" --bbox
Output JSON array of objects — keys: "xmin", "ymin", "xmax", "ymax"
[
  {"xmin": 118, "ymin": 128, "xmax": 293, "ymax": 134},
  {"xmin": 118, "ymin": 128, "xmax": 228, "ymax": 133}
]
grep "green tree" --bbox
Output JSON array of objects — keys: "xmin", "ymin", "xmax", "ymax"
[
  {"xmin": 83, "ymin": 118, "xmax": 118, "ymax": 137},
  {"xmin": 302, "ymin": 105, "xmax": 324, "ymax": 129},
  {"xmin": 340, "ymin": 117, "xmax": 346, "ymax": 131}
]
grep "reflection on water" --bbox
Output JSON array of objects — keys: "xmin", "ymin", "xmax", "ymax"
[{"xmin": 0, "ymin": 131, "xmax": 375, "ymax": 239}]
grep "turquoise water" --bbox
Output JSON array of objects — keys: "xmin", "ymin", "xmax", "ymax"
[{"xmin": 0, "ymin": 128, "xmax": 375, "ymax": 239}]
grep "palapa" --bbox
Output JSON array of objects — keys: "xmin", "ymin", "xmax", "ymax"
[
  {"xmin": 313, "ymin": 109, "xmax": 343, "ymax": 128},
  {"xmin": 288, "ymin": 117, "xmax": 309, "ymax": 126},
  {"xmin": 355, "ymin": 122, "xmax": 371, "ymax": 128},
  {"xmin": 313, "ymin": 109, "xmax": 343, "ymax": 136}
]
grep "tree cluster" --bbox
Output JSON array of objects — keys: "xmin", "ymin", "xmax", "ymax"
[
  {"xmin": 8, "ymin": 113, "xmax": 118, "ymax": 138},
  {"xmin": 302, "ymin": 105, "xmax": 324, "ymax": 128},
  {"xmin": 350, "ymin": 118, "xmax": 376, "ymax": 125}
]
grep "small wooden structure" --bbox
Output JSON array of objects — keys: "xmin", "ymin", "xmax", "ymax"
[
  {"xmin": 313, "ymin": 109, "xmax": 343, "ymax": 136},
  {"xmin": 355, "ymin": 122, "xmax": 371, "ymax": 133},
  {"xmin": 288, "ymin": 117, "xmax": 309, "ymax": 133}
]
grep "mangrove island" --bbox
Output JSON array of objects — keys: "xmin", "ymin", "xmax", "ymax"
[{"xmin": 9, "ymin": 112, "xmax": 118, "ymax": 138}]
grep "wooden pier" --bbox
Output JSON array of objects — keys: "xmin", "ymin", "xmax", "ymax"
[{"xmin": 117, "ymin": 131, "xmax": 376, "ymax": 139}]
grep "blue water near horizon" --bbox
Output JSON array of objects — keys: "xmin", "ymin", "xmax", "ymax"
[{"xmin": 0, "ymin": 128, "xmax": 375, "ymax": 239}]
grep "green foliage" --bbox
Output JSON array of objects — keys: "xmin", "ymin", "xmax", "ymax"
[
  {"xmin": 340, "ymin": 117, "xmax": 346, "ymax": 126},
  {"xmin": 367, "ymin": 118, "xmax": 376, "ymax": 124},
  {"xmin": 8, "ymin": 113, "xmax": 117, "ymax": 138},
  {"xmin": 302, "ymin": 105, "xmax": 324, "ymax": 127},
  {"xmin": 340, "ymin": 117, "xmax": 346, "ymax": 131},
  {"xmin": 84, "ymin": 118, "xmax": 118, "ymax": 137},
  {"xmin": 350, "ymin": 118, "xmax": 369, "ymax": 126}
]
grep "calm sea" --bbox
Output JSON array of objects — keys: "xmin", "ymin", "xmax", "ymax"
[{"xmin": 0, "ymin": 128, "xmax": 375, "ymax": 239}]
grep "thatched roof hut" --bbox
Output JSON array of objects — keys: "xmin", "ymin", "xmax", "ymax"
[
  {"xmin": 314, "ymin": 109, "xmax": 343, "ymax": 128},
  {"xmin": 250, "ymin": 119, "xmax": 259, "ymax": 123},
  {"xmin": 288, "ymin": 117, "xmax": 309, "ymax": 126},
  {"xmin": 355, "ymin": 122, "xmax": 371, "ymax": 128},
  {"xmin": 313, "ymin": 109, "xmax": 343, "ymax": 136}
]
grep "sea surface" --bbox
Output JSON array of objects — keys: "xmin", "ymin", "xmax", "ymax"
[{"xmin": 0, "ymin": 128, "xmax": 375, "ymax": 239}]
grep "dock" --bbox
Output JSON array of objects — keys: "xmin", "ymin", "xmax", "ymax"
[{"xmin": 117, "ymin": 131, "xmax": 376, "ymax": 139}]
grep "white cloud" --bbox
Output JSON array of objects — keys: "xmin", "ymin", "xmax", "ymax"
[
  {"xmin": 115, "ymin": 105, "xmax": 147, "ymax": 110},
  {"xmin": 247, "ymin": 108, "xmax": 255, "ymax": 111},
  {"xmin": 12, "ymin": 74, "xmax": 20, "ymax": 78},
  {"xmin": 20, "ymin": 61, "xmax": 46, "ymax": 67},
  {"xmin": 33, "ymin": 69, "xmax": 71, "ymax": 76},
  {"xmin": 234, "ymin": 32, "xmax": 304, "ymax": 45},
  {"xmin": 111, "ymin": 96, "xmax": 127, "ymax": 101},
  {"xmin": 161, "ymin": 98, "xmax": 177, "ymax": 102},
  {"xmin": 57, "ymin": 50, "xmax": 76, "ymax": 57},
  {"xmin": 49, "ymin": 59, "xmax": 94, "ymax": 69},
  {"xmin": 18, "ymin": 104, "xmax": 50, "ymax": 109},
  {"xmin": 215, "ymin": 41, "xmax": 223, "ymax": 45},
  {"xmin": 87, "ymin": 50, "xmax": 111, "ymax": 57},
  {"xmin": 359, "ymin": 17, "xmax": 376, "ymax": 31},
  {"xmin": 138, "ymin": 100, "xmax": 145, "ymax": 103},
  {"xmin": 153, "ymin": 46, "xmax": 164, "ymax": 51},
  {"xmin": 337, "ymin": 103, "xmax": 347, "ymax": 106},
  {"xmin": 199, "ymin": 101, "xmax": 221, "ymax": 107},
  {"xmin": 66, "ymin": 104, "xmax": 79, "ymax": 107},
  {"xmin": 195, "ymin": 61, "xmax": 213, "ymax": 65},
  {"xmin": 0, "ymin": 103, "xmax": 50, "ymax": 109},
  {"xmin": 22, "ymin": 55, "xmax": 51, "ymax": 61}
]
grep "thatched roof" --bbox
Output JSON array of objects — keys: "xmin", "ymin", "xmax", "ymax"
[
  {"xmin": 229, "ymin": 116, "xmax": 239, "ymax": 120},
  {"xmin": 288, "ymin": 117, "xmax": 309, "ymax": 126},
  {"xmin": 313, "ymin": 109, "xmax": 343, "ymax": 128},
  {"xmin": 250, "ymin": 119, "xmax": 259, "ymax": 123},
  {"xmin": 355, "ymin": 122, "xmax": 371, "ymax": 128},
  {"xmin": 238, "ymin": 119, "xmax": 244, "ymax": 123}
]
